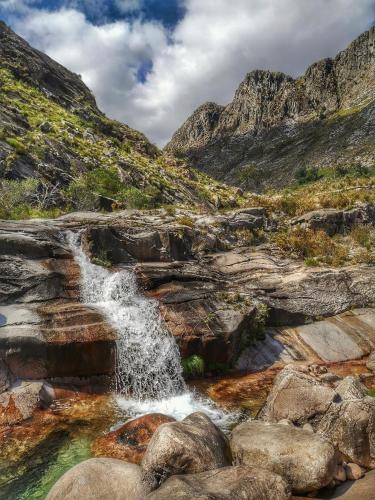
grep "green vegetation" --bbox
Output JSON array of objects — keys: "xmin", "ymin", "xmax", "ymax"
[
  {"xmin": 176, "ymin": 215, "xmax": 195, "ymax": 228},
  {"xmin": 272, "ymin": 228, "xmax": 349, "ymax": 266},
  {"xmin": 0, "ymin": 66, "xmax": 240, "ymax": 220},
  {"xmin": 181, "ymin": 355, "xmax": 205, "ymax": 377},
  {"xmin": 92, "ymin": 249, "xmax": 112, "ymax": 268}
]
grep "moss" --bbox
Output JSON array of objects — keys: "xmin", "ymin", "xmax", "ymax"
[
  {"xmin": 181, "ymin": 355, "xmax": 205, "ymax": 377},
  {"xmin": 5, "ymin": 137, "xmax": 26, "ymax": 154}
]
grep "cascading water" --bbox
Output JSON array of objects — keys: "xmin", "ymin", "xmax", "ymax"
[{"xmin": 67, "ymin": 231, "xmax": 236, "ymax": 427}]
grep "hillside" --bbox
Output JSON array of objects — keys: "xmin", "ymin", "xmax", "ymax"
[
  {"xmin": 166, "ymin": 27, "xmax": 375, "ymax": 191},
  {"xmin": 0, "ymin": 22, "xmax": 237, "ymax": 219}
]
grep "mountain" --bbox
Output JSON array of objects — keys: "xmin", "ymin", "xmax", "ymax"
[
  {"xmin": 166, "ymin": 27, "xmax": 375, "ymax": 190},
  {"xmin": 0, "ymin": 22, "xmax": 236, "ymax": 216}
]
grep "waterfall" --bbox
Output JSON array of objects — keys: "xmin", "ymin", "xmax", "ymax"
[
  {"xmin": 66, "ymin": 231, "xmax": 236, "ymax": 427},
  {"xmin": 66, "ymin": 231, "xmax": 185, "ymax": 400}
]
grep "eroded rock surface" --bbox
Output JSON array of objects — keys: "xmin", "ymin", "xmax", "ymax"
[
  {"xmin": 46, "ymin": 458, "xmax": 150, "ymax": 500},
  {"xmin": 92, "ymin": 413, "xmax": 176, "ymax": 464},
  {"xmin": 259, "ymin": 365, "xmax": 338, "ymax": 424},
  {"xmin": 230, "ymin": 421, "xmax": 338, "ymax": 493},
  {"xmin": 141, "ymin": 412, "xmax": 232, "ymax": 489},
  {"xmin": 146, "ymin": 465, "xmax": 291, "ymax": 500}
]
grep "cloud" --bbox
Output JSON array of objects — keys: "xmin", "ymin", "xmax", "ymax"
[{"xmin": 3, "ymin": 0, "xmax": 374, "ymax": 145}]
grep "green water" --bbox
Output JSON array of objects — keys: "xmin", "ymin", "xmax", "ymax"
[
  {"xmin": 0, "ymin": 396, "xmax": 118, "ymax": 500},
  {"xmin": 0, "ymin": 430, "xmax": 95, "ymax": 500}
]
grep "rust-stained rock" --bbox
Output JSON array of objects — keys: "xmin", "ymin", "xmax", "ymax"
[{"xmin": 92, "ymin": 413, "xmax": 175, "ymax": 464}]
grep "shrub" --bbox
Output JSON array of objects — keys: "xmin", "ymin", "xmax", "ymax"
[
  {"xmin": 350, "ymin": 225, "xmax": 375, "ymax": 250},
  {"xmin": 176, "ymin": 215, "xmax": 195, "ymax": 228},
  {"xmin": 0, "ymin": 179, "xmax": 39, "ymax": 219},
  {"xmin": 273, "ymin": 227, "xmax": 349, "ymax": 266},
  {"xmin": 181, "ymin": 355, "xmax": 205, "ymax": 377},
  {"xmin": 295, "ymin": 166, "xmax": 323, "ymax": 185}
]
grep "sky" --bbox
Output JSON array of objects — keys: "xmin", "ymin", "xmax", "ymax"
[{"xmin": 0, "ymin": 0, "xmax": 374, "ymax": 146}]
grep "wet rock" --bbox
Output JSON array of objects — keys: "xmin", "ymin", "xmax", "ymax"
[
  {"xmin": 46, "ymin": 458, "xmax": 150, "ymax": 500},
  {"xmin": 0, "ymin": 381, "xmax": 44, "ymax": 425},
  {"xmin": 92, "ymin": 413, "xmax": 176, "ymax": 464},
  {"xmin": 259, "ymin": 365, "xmax": 338, "ymax": 425},
  {"xmin": 316, "ymin": 396, "xmax": 375, "ymax": 467},
  {"xmin": 230, "ymin": 421, "xmax": 338, "ymax": 494},
  {"xmin": 146, "ymin": 465, "xmax": 291, "ymax": 500},
  {"xmin": 0, "ymin": 359, "xmax": 10, "ymax": 393},
  {"xmin": 141, "ymin": 412, "xmax": 232, "ymax": 490}
]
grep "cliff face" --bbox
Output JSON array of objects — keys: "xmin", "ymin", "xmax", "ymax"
[{"xmin": 166, "ymin": 27, "xmax": 375, "ymax": 190}]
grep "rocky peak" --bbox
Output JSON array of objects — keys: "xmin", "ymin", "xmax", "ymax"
[
  {"xmin": 166, "ymin": 27, "xmax": 375, "ymax": 188},
  {"xmin": 0, "ymin": 21, "xmax": 96, "ymax": 111}
]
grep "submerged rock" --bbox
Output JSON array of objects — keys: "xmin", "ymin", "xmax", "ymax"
[
  {"xmin": 146, "ymin": 465, "xmax": 291, "ymax": 500},
  {"xmin": 230, "ymin": 421, "xmax": 338, "ymax": 493},
  {"xmin": 46, "ymin": 458, "xmax": 150, "ymax": 500},
  {"xmin": 0, "ymin": 381, "xmax": 44, "ymax": 425},
  {"xmin": 141, "ymin": 412, "xmax": 232, "ymax": 489},
  {"xmin": 92, "ymin": 413, "xmax": 175, "ymax": 464}
]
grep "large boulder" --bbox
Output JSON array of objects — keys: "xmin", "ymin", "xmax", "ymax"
[
  {"xmin": 146, "ymin": 465, "xmax": 291, "ymax": 500},
  {"xmin": 141, "ymin": 412, "xmax": 232, "ymax": 489},
  {"xmin": 92, "ymin": 413, "xmax": 176, "ymax": 464},
  {"xmin": 259, "ymin": 365, "xmax": 338, "ymax": 425},
  {"xmin": 230, "ymin": 421, "xmax": 338, "ymax": 494},
  {"xmin": 46, "ymin": 458, "xmax": 150, "ymax": 500},
  {"xmin": 316, "ymin": 396, "xmax": 375, "ymax": 467}
]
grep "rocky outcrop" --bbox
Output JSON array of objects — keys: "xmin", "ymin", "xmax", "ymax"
[
  {"xmin": 230, "ymin": 421, "xmax": 338, "ymax": 493},
  {"xmin": 258, "ymin": 366, "xmax": 375, "ymax": 468},
  {"xmin": 166, "ymin": 28, "xmax": 375, "ymax": 189},
  {"xmin": 146, "ymin": 466, "xmax": 291, "ymax": 500},
  {"xmin": 291, "ymin": 205, "xmax": 375, "ymax": 236},
  {"xmin": 92, "ymin": 413, "xmax": 176, "ymax": 464},
  {"xmin": 141, "ymin": 412, "xmax": 232, "ymax": 489},
  {"xmin": 46, "ymin": 458, "xmax": 150, "ymax": 500}
]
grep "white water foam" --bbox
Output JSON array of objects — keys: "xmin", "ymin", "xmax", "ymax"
[{"xmin": 67, "ymin": 231, "xmax": 237, "ymax": 428}]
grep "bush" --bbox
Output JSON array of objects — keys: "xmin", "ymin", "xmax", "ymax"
[
  {"xmin": 0, "ymin": 179, "xmax": 38, "ymax": 219},
  {"xmin": 350, "ymin": 225, "xmax": 375, "ymax": 250},
  {"xmin": 273, "ymin": 227, "xmax": 349, "ymax": 266},
  {"xmin": 181, "ymin": 355, "xmax": 205, "ymax": 377},
  {"xmin": 295, "ymin": 166, "xmax": 323, "ymax": 185},
  {"xmin": 176, "ymin": 215, "xmax": 195, "ymax": 228}
]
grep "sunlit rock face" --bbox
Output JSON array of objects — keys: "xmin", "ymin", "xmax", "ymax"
[{"xmin": 166, "ymin": 28, "xmax": 375, "ymax": 190}]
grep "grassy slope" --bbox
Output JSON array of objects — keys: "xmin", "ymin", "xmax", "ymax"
[{"xmin": 0, "ymin": 66, "xmax": 240, "ymax": 218}]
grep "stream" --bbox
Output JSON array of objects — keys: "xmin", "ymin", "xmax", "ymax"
[{"xmin": 0, "ymin": 231, "xmax": 238, "ymax": 499}]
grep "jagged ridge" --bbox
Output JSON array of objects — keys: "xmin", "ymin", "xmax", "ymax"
[{"xmin": 166, "ymin": 27, "xmax": 375, "ymax": 190}]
